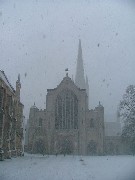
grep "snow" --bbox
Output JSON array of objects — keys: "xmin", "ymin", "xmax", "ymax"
[{"xmin": 0, "ymin": 154, "xmax": 135, "ymax": 180}]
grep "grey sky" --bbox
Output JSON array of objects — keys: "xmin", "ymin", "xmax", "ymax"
[{"xmin": 0, "ymin": 0, "xmax": 135, "ymax": 122}]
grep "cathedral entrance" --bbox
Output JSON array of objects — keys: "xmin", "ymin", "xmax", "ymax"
[
  {"xmin": 61, "ymin": 139, "xmax": 72, "ymax": 154},
  {"xmin": 87, "ymin": 140, "xmax": 97, "ymax": 155},
  {"xmin": 58, "ymin": 139, "xmax": 73, "ymax": 155},
  {"xmin": 107, "ymin": 142, "xmax": 115, "ymax": 155}
]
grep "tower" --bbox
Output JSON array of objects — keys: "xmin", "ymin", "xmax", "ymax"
[{"xmin": 75, "ymin": 39, "xmax": 86, "ymax": 89}]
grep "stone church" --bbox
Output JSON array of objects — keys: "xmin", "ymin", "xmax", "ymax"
[{"xmin": 27, "ymin": 40, "xmax": 105, "ymax": 155}]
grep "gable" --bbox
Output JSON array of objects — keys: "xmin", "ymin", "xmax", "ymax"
[{"xmin": 47, "ymin": 75, "xmax": 86, "ymax": 98}]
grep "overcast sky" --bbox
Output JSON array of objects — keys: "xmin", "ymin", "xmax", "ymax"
[{"xmin": 0, "ymin": 0, "xmax": 135, "ymax": 122}]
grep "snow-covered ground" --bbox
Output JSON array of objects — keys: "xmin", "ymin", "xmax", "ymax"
[{"xmin": 0, "ymin": 154, "xmax": 135, "ymax": 180}]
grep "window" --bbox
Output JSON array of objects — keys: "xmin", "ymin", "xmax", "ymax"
[
  {"xmin": 39, "ymin": 118, "xmax": 42, "ymax": 127},
  {"xmin": 90, "ymin": 118, "xmax": 94, "ymax": 128},
  {"xmin": 55, "ymin": 89, "xmax": 78, "ymax": 129}
]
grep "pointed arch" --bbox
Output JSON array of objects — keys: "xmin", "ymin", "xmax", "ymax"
[
  {"xmin": 87, "ymin": 140, "xmax": 97, "ymax": 155},
  {"xmin": 55, "ymin": 89, "xmax": 78, "ymax": 130}
]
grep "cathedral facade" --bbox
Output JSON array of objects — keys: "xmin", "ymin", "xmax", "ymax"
[{"xmin": 27, "ymin": 40, "xmax": 105, "ymax": 155}]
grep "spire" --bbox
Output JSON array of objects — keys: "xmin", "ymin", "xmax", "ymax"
[
  {"xmin": 16, "ymin": 73, "xmax": 21, "ymax": 100},
  {"xmin": 75, "ymin": 39, "xmax": 86, "ymax": 89},
  {"xmin": 86, "ymin": 75, "xmax": 89, "ymax": 107},
  {"xmin": 16, "ymin": 73, "xmax": 21, "ymax": 88},
  {"xmin": 18, "ymin": 74, "xmax": 20, "ymax": 83}
]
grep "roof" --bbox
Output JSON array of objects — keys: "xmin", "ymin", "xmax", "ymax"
[{"xmin": 0, "ymin": 70, "xmax": 15, "ymax": 92}]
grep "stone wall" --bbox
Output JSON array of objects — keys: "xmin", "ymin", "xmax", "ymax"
[{"xmin": 0, "ymin": 71, "xmax": 24, "ymax": 159}]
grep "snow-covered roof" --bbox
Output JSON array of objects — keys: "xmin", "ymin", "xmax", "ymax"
[{"xmin": 0, "ymin": 70, "xmax": 15, "ymax": 92}]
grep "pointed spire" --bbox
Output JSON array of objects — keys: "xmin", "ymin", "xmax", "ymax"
[
  {"xmin": 16, "ymin": 73, "xmax": 21, "ymax": 100},
  {"xmin": 78, "ymin": 39, "xmax": 82, "ymax": 59},
  {"xmin": 16, "ymin": 73, "xmax": 21, "ymax": 87},
  {"xmin": 18, "ymin": 74, "xmax": 20, "ymax": 83},
  {"xmin": 75, "ymin": 39, "xmax": 85, "ymax": 89},
  {"xmin": 86, "ymin": 75, "xmax": 89, "ymax": 107}
]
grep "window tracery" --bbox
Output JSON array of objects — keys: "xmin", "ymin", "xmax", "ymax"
[{"xmin": 55, "ymin": 89, "xmax": 78, "ymax": 129}]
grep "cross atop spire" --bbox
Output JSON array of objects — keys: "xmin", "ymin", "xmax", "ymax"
[
  {"xmin": 75, "ymin": 39, "xmax": 85, "ymax": 89},
  {"xmin": 65, "ymin": 68, "xmax": 69, "ymax": 77}
]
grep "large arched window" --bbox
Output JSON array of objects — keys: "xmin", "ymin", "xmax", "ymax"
[{"xmin": 55, "ymin": 89, "xmax": 78, "ymax": 129}]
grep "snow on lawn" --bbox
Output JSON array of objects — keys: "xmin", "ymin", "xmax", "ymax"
[{"xmin": 0, "ymin": 154, "xmax": 135, "ymax": 180}]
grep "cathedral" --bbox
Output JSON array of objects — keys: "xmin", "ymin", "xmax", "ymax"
[
  {"xmin": 27, "ymin": 40, "xmax": 105, "ymax": 155},
  {"xmin": 26, "ymin": 39, "xmax": 129, "ymax": 155}
]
